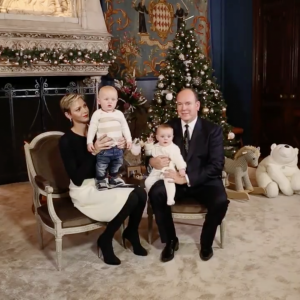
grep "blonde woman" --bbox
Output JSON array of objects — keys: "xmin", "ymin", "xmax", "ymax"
[{"xmin": 59, "ymin": 94, "xmax": 147, "ymax": 265}]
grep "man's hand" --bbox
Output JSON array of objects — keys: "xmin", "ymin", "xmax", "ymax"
[
  {"xmin": 117, "ymin": 137, "xmax": 126, "ymax": 149},
  {"xmin": 178, "ymin": 169, "xmax": 186, "ymax": 177},
  {"xmin": 163, "ymin": 169, "xmax": 187, "ymax": 185},
  {"xmin": 149, "ymin": 155, "xmax": 170, "ymax": 170}
]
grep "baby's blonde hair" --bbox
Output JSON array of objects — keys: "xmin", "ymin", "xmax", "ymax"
[
  {"xmin": 98, "ymin": 85, "xmax": 118, "ymax": 99},
  {"xmin": 156, "ymin": 123, "xmax": 173, "ymax": 134},
  {"xmin": 60, "ymin": 94, "xmax": 84, "ymax": 113}
]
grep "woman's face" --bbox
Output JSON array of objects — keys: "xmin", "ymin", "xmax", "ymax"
[{"xmin": 65, "ymin": 97, "xmax": 89, "ymax": 124}]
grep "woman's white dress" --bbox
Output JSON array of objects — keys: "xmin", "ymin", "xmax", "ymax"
[{"xmin": 69, "ymin": 179, "xmax": 134, "ymax": 222}]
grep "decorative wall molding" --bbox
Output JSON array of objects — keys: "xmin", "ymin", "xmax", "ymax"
[
  {"xmin": 0, "ymin": 31, "xmax": 111, "ymax": 52},
  {"xmin": 0, "ymin": 0, "xmax": 111, "ymax": 76},
  {"xmin": 0, "ymin": 32, "xmax": 111, "ymax": 41},
  {"xmin": 0, "ymin": 63, "xmax": 110, "ymax": 77}
]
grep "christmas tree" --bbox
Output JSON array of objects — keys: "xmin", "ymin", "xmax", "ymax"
[{"xmin": 143, "ymin": 22, "xmax": 238, "ymax": 158}]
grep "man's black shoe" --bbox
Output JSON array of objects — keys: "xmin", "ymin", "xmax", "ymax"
[
  {"xmin": 161, "ymin": 238, "xmax": 179, "ymax": 262},
  {"xmin": 200, "ymin": 247, "xmax": 213, "ymax": 261}
]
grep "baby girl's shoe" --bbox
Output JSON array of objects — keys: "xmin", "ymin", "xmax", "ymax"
[{"xmin": 167, "ymin": 199, "xmax": 175, "ymax": 206}]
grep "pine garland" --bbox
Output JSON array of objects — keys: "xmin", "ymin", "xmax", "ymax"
[{"xmin": 0, "ymin": 47, "xmax": 116, "ymax": 66}]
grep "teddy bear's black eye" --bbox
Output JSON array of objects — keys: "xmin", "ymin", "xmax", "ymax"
[{"xmin": 253, "ymin": 158, "xmax": 255, "ymax": 160}]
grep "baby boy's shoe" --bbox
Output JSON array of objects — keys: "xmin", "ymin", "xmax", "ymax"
[
  {"xmin": 109, "ymin": 177, "xmax": 125, "ymax": 188},
  {"xmin": 96, "ymin": 179, "xmax": 108, "ymax": 190}
]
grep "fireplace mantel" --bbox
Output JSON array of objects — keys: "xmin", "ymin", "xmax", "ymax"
[{"xmin": 0, "ymin": 0, "xmax": 112, "ymax": 77}]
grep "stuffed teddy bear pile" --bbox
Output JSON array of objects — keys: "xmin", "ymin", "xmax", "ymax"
[{"xmin": 256, "ymin": 144, "xmax": 300, "ymax": 197}]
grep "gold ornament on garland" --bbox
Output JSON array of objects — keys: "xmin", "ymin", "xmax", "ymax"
[{"xmin": 0, "ymin": 47, "xmax": 116, "ymax": 66}]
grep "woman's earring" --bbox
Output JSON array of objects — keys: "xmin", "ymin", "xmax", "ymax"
[{"xmin": 69, "ymin": 118, "xmax": 72, "ymax": 124}]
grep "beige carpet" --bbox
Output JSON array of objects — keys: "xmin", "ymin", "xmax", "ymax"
[{"xmin": 1, "ymin": 180, "xmax": 300, "ymax": 300}]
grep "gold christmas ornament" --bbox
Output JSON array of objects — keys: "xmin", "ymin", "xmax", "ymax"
[{"xmin": 202, "ymin": 107, "xmax": 209, "ymax": 114}]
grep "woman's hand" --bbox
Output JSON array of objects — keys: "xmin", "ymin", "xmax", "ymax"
[
  {"xmin": 149, "ymin": 155, "xmax": 170, "ymax": 170},
  {"xmin": 163, "ymin": 169, "xmax": 187, "ymax": 185},
  {"xmin": 117, "ymin": 137, "xmax": 126, "ymax": 149},
  {"xmin": 93, "ymin": 134, "xmax": 114, "ymax": 154}
]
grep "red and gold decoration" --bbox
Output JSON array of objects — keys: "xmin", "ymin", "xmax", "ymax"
[
  {"xmin": 114, "ymin": 72, "xmax": 148, "ymax": 121},
  {"xmin": 149, "ymin": 0, "xmax": 174, "ymax": 41}
]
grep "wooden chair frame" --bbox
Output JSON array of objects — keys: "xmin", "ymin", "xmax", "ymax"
[{"xmin": 24, "ymin": 131, "xmax": 106, "ymax": 271}]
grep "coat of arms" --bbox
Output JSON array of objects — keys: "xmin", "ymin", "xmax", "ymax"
[{"xmin": 149, "ymin": 0, "xmax": 174, "ymax": 41}]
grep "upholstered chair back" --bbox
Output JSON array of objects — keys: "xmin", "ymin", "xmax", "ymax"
[{"xmin": 30, "ymin": 134, "xmax": 69, "ymax": 194}]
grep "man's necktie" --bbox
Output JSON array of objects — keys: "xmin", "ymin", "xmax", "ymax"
[{"xmin": 183, "ymin": 124, "xmax": 190, "ymax": 153}]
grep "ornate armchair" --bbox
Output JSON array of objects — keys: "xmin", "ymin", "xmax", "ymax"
[
  {"xmin": 24, "ymin": 131, "xmax": 105, "ymax": 271},
  {"xmin": 147, "ymin": 184, "xmax": 226, "ymax": 249},
  {"xmin": 148, "ymin": 200, "xmax": 225, "ymax": 248}
]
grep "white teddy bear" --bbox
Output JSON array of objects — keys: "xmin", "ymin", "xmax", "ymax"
[{"xmin": 256, "ymin": 144, "xmax": 300, "ymax": 198}]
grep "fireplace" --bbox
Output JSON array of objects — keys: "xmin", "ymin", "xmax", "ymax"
[
  {"xmin": 0, "ymin": 0, "xmax": 113, "ymax": 184},
  {"xmin": 0, "ymin": 77, "xmax": 100, "ymax": 184}
]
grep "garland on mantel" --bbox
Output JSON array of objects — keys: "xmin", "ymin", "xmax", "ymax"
[{"xmin": 0, "ymin": 47, "xmax": 116, "ymax": 66}]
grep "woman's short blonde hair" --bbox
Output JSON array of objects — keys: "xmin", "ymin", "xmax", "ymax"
[{"xmin": 60, "ymin": 94, "xmax": 84, "ymax": 113}]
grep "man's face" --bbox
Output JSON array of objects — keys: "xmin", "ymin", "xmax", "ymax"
[
  {"xmin": 176, "ymin": 89, "xmax": 200, "ymax": 123},
  {"xmin": 177, "ymin": 3, "xmax": 180, "ymax": 9}
]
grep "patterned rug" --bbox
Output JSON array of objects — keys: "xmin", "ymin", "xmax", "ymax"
[{"xmin": 0, "ymin": 181, "xmax": 300, "ymax": 300}]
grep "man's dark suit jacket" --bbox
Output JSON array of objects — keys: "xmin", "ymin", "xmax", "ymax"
[{"xmin": 168, "ymin": 117, "xmax": 225, "ymax": 188}]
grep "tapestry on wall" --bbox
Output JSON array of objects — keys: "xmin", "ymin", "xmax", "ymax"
[{"xmin": 101, "ymin": 0, "xmax": 209, "ymax": 78}]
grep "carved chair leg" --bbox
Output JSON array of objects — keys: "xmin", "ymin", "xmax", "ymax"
[
  {"xmin": 120, "ymin": 222, "xmax": 125, "ymax": 247},
  {"xmin": 148, "ymin": 212, "xmax": 153, "ymax": 244},
  {"xmin": 220, "ymin": 220, "xmax": 225, "ymax": 249},
  {"xmin": 225, "ymin": 175, "xmax": 230, "ymax": 186},
  {"xmin": 36, "ymin": 216, "xmax": 44, "ymax": 250},
  {"xmin": 55, "ymin": 236, "xmax": 63, "ymax": 271}
]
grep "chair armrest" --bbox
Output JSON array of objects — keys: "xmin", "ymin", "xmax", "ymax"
[
  {"xmin": 35, "ymin": 175, "xmax": 53, "ymax": 194},
  {"xmin": 35, "ymin": 175, "xmax": 62, "ymax": 224}
]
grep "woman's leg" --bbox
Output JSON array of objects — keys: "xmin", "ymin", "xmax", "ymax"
[
  {"xmin": 98, "ymin": 188, "xmax": 143, "ymax": 265},
  {"xmin": 123, "ymin": 187, "xmax": 148, "ymax": 256}
]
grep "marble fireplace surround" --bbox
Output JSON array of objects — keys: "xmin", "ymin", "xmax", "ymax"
[{"xmin": 0, "ymin": 0, "xmax": 111, "ymax": 77}]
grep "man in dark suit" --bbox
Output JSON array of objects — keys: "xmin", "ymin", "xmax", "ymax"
[{"xmin": 148, "ymin": 88, "xmax": 229, "ymax": 262}]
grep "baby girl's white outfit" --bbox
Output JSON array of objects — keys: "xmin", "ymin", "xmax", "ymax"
[{"xmin": 145, "ymin": 142, "xmax": 187, "ymax": 205}]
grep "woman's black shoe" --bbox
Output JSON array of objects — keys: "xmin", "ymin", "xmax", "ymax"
[
  {"xmin": 122, "ymin": 228, "xmax": 148, "ymax": 256},
  {"xmin": 97, "ymin": 235, "xmax": 121, "ymax": 265}
]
